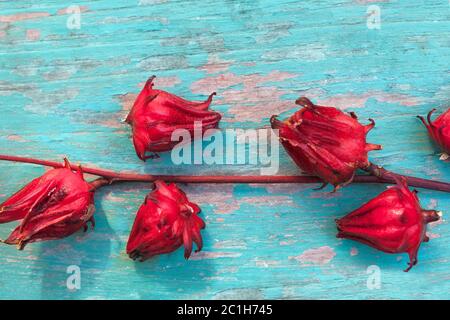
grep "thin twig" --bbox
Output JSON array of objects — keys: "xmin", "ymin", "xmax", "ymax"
[{"xmin": 0, "ymin": 154, "xmax": 449, "ymax": 192}]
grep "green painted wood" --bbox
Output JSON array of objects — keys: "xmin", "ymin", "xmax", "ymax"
[{"xmin": 0, "ymin": 0, "xmax": 449, "ymax": 299}]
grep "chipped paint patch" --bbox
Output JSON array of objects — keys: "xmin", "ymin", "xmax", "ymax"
[
  {"xmin": 190, "ymin": 251, "xmax": 242, "ymax": 260},
  {"xmin": 43, "ymin": 66, "xmax": 77, "ymax": 81},
  {"xmin": 185, "ymin": 185, "xmax": 238, "ymax": 214},
  {"xmin": 238, "ymin": 195, "xmax": 297, "ymax": 208},
  {"xmin": 138, "ymin": 76, "xmax": 181, "ymax": 89},
  {"xmin": 96, "ymin": 92, "xmax": 137, "ymax": 129},
  {"xmin": 350, "ymin": 247, "xmax": 359, "ymax": 256},
  {"xmin": 371, "ymin": 92, "xmax": 421, "ymax": 106},
  {"xmin": 216, "ymin": 266, "xmax": 239, "ymax": 274},
  {"xmin": 213, "ymin": 288, "xmax": 264, "ymax": 300},
  {"xmin": 262, "ymin": 44, "xmax": 327, "ymax": 62},
  {"xmin": 318, "ymin": 94, "xmax": 367, "ymax": 109},
  {"xmin": 254, "ymin": 259, "xmax": 280, "ymax": 267},
  {"xmin": 191, "ymin": 73, "xmax": 242, "ymax": 94},
  {"xmin": 291, "ymin": 246, "xmax": 336, "ymax": 266},
  {"xmin": 0, "ymin": 12, "xmax": 50, "ymax": 23},
  {"xmin": 255, "ymin": 22, "xmax": 293, "ymax": 44},
  {"xmin": 428, "ymin": 233, "xmax": 440, "ymax": 240},
  {"xmin": 213, "ymin": 240, "xmax": 246, "ymax": 249},
  {"xmin": 199, "ymin": 54, "xmax": 233, "ymax": 74},
  {"xmin": 26, "ymin": 29, "xmax": 40, "ymax": 41},
  {"xmin": 280, "ymin": 239, "xmax": 297, "ymax": 246},
  {"xmin": 25, "ymin": 88, "xmax": 79, "ymax": 114},
  {"xmin": 40, "ymin": 243, "xmax": 86, "ymax": 262},
  {"xmin": 308, "ymin": 191, "xmax": 342, "ymax": 200},
  {"xmin": 258, "ymin": 184, "xmax": 308, "ymax": 194},
  {"xmin": 191, "ymin": 70, "xmax": 297, "ymax": 95},
  {"xmin": 214, "ymin": 201, "xmax": 240, "ymax": 214},
  {"xmin": 0, "ymin": 80, "xmax": 80, "ymax": 114},
  {"xmin": 104, "ymin": 192, "xmax": 126, "ymax": 203},
  {"xmin": 297, "ymin": 88, "xmax": 328, "ymax": 101},
  {"xmin": 225, "ymin": 92, "xmax": 291, "ymax": 122},
  {"xmin": 57, "ymin": 6, "xmax": 89, "ymax": 15},
  {"xmin": 203, "ymin": 276, "xmax": 238, "ymax": 281},
  {"xmin": 212, "ymin": 194, "xmax": 298, "ymax": 215},
  {"xmin": 0, "ymin": 23, "xmax": 6, "ymax": 30},
  {"xmin": 12, "ymin": 59, "xmax": 43, "ymax": 77},
  {"xmin": 0, "ymin": 81, "xmax": 37, "ymax": 96},
  {"xmin": 138, "ymin": 0, "xmax": 169, "ymax": 6},
  {"xmin": 7, "ymin": 134, "xmax": 27, "ymax": 142},
  {"xmin": 191, "ymin": 70, "xmax": 297, "ymax": 123},
  {"xmin": 318, "ymin": 91, "xmax": 421, "ymax": 109},
  {"xmin": 138, "ymin": 55, "xmax": 187, "ymax": 71},
  {"xmin": 117, "ymin": 93, "xmax": 137, "ymax": 114}
]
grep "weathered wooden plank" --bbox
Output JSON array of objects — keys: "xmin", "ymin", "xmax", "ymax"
[{"xmin": 0, "ymin": 0, "xmax": 449, "ymax": 299}]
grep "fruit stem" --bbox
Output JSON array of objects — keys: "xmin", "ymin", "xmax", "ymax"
[
  {"xmin": 364, "ymin": 162, "xmax": 450, "ymax": 193},
  {"xmin": 89, "ymin": 177, "xmax": 113, "ymax": 190},
  {"xmin": 0, "ymin": 154, "xmax": 449, "ymax": 192}
]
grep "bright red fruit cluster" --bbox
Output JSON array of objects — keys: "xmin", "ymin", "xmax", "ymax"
[
  {"xmin": 418, "ymin": 108, "xmax": 450, "ymax": 156},
  {"xmin": 336, "ymin": 177, "xmax": 440, "ymax": 272},
  {"xmin": 0, "ymin": 159, "xmax": 95, "ymax": 249},
  {"xmin": 271, "ymin": 97, "xmax": 443, "ymax": 271},
  {"xmin": 125, "ymin": 76, "xmax": 221, "ymax": 161},
  {"xmin": 126, "ymin": 180, "xmax": 205, "ymax": 261},
  {"xmin": 271, "ymin": 97, "xmax": 381, "ymax": 191},
  {"xmin": 0, "ymin": 77, "xmax": 447, "ymax": 272}
]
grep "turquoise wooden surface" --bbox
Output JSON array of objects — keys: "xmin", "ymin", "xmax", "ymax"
[{"xmin": 0, "ymin": 0, "xmax": 449, "ymax": 299}]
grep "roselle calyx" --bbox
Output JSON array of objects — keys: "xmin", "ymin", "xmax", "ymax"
[
  {"xmin": 126, "ymin": 180, "xmax": 205, "ymax": 261},
  {"xmin": 0, "ymin": 159, "xmax": 99, "ymax": 249},
  {"xmin": 271, "ymin": 97, "xmax": 381, "ymax": 190},
  {"xmin": 125, "ymin": 75, "xmax": 222, "ymax": 161},
  {"xmin": 417, "ymin": 108, "xmax": 450, "ymax": 158},
  {"xmin": 336, "ymin": 177, "xmax": 441, "ymax": 271}
]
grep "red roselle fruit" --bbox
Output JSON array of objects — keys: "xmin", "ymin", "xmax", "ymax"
[
  {"xmin": 126, "ymin": 180, "xmax": 205, "ymax": 261},
  {"xmin": 0, "ymin": 159, "xmax": 102, "ymax": 249},
  {"xmin": 271, "ymin": 97, "xmax": 382, "ymax": 191},
  {"xmin": 417, "ymin": 108, "xmax": 450, "ymax": 157},
  {"xmin": 336, "ymin": 177, "xmax": 441, "ymax": 271},
  {"xmin": 125, "ymin": 75, "xmax": 222, "ymax": 161}
]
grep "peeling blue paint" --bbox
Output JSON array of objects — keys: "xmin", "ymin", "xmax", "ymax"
[{"xmin": 0, "ymin": 0, "xmax": 449, "ymax": 299}]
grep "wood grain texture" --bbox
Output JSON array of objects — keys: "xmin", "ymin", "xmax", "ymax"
[{"xmin": 0, "ymin": 0, "xmax": 449, "ymax": 299}]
